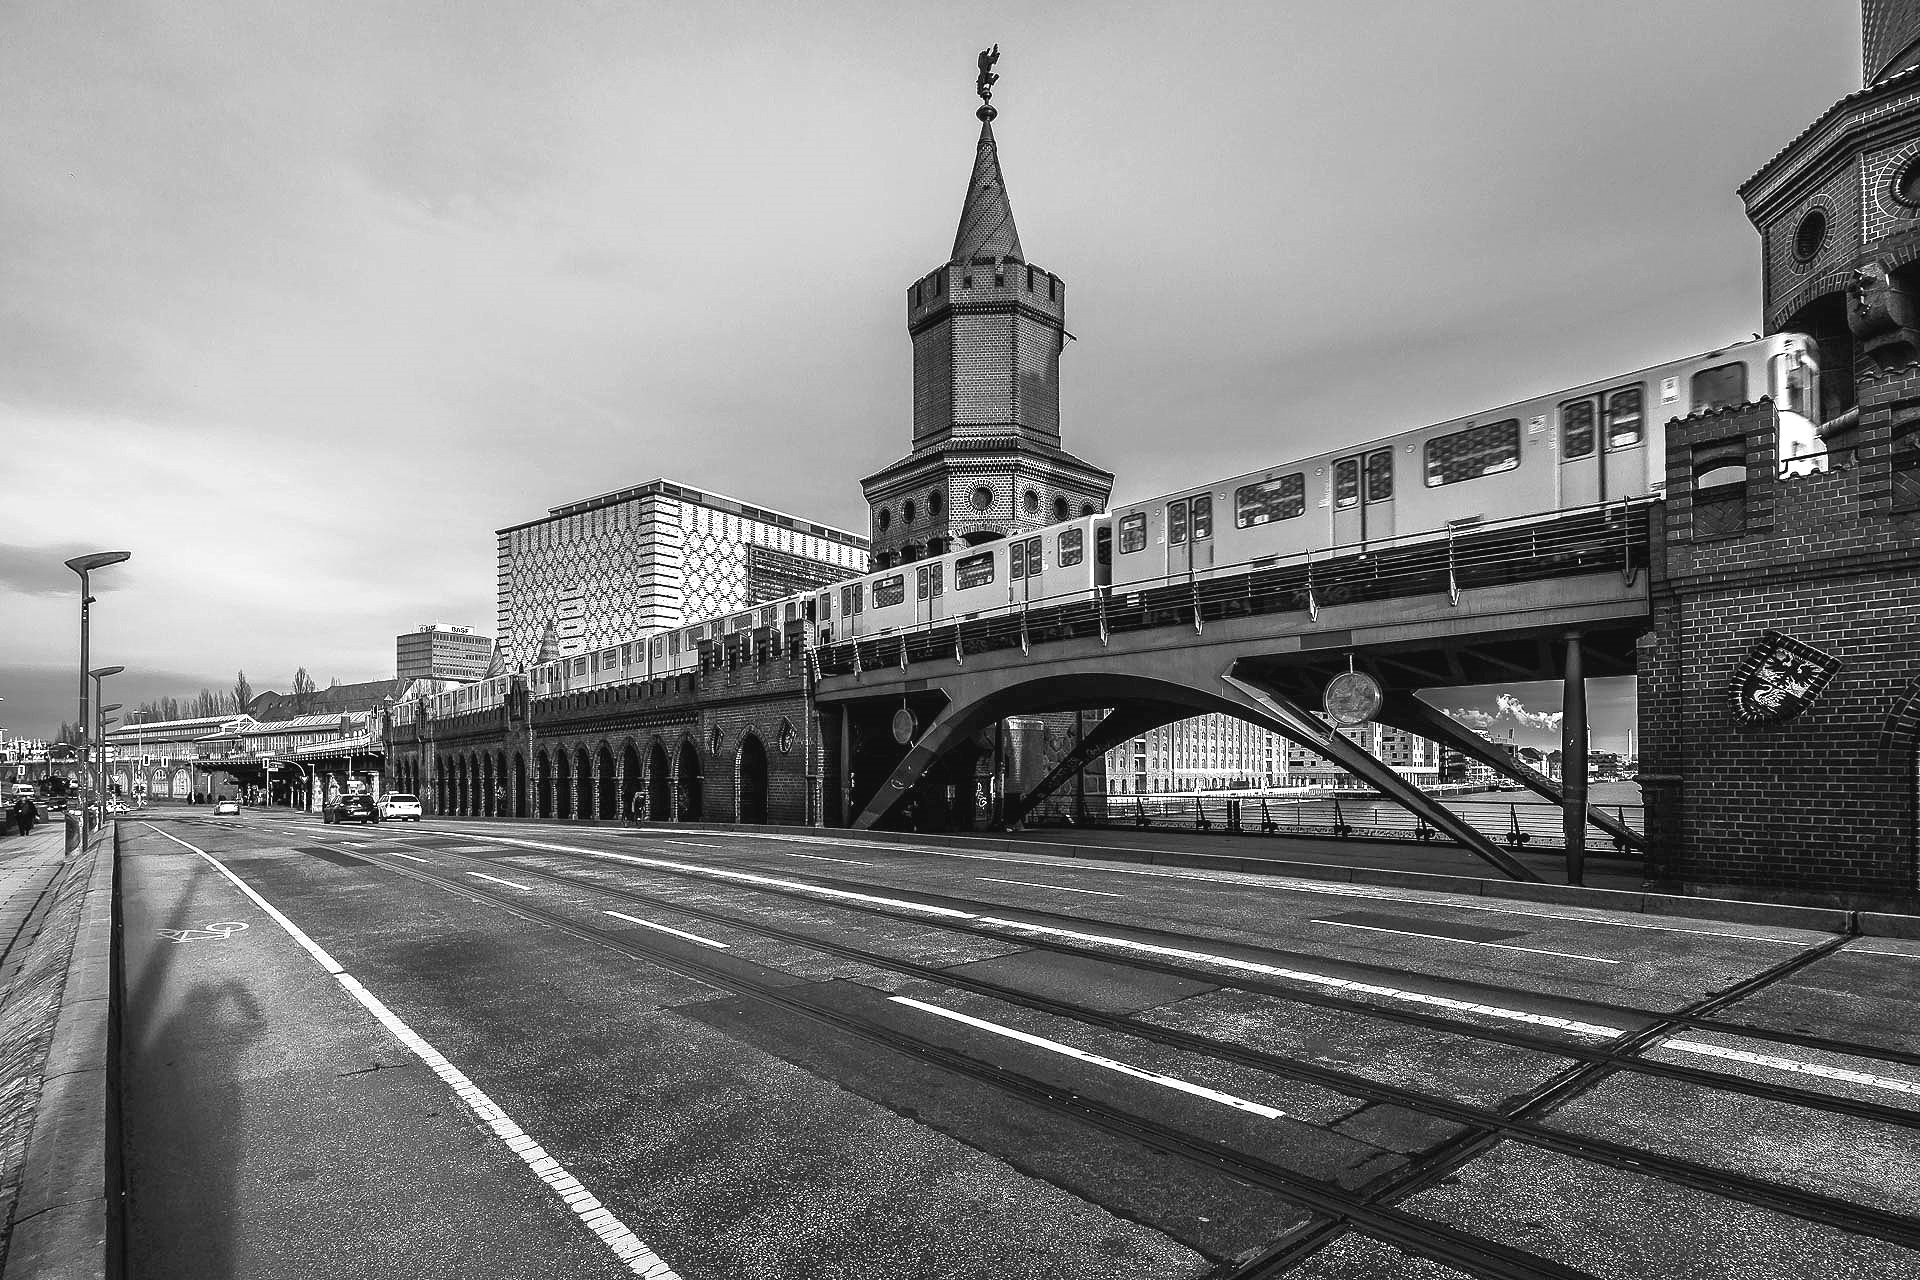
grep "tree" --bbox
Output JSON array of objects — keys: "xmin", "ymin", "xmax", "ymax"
[
  {"xmin": 233, "ymin": 670, "xmax": 252, "ymax": 712},
  {"xmin": 293, "ymin": 667, "xmax": 315, "ymax": 715}
]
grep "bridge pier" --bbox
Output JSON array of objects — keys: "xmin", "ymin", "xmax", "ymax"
[{"xmin": 1562, "ymin": 631, "xmax": 1589, "ymax": 886}]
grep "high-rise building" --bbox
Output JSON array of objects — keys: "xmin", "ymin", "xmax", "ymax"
[
  {"xmin": 495, "ymin": 478, "xmax": 868, "ymax": 668},
  {"xmin": 395, "ymin": 623, "xmax": 495, "ymax": 682},
  {"xmin": 860, "ymin": 61, "xmax": 1113, "ymax": 568}
]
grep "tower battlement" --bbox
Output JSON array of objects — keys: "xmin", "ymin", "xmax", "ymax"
[{"xmin": 907, "ymin": 260, "xmax": 1066, "ymax": 330}]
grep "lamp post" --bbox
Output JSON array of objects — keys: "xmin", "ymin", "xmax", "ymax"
[
  {"xmin": 91, "ymin": 664, "xmax": 124, "ymax": 816},
  {"xmin": 66, "ymin": 552, "xmax": 131, "ymax": 816},
  {"xmin": 97, "ymin": 698, "xmax": 122, "ymax": 813}
]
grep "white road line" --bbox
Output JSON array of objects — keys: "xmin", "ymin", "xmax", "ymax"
[
  {"xmin": 604, "ymin": 911, "xmax": 731, "ymax": 949},
  {"xmin": 891, "ymin": 996, "xmax": 1285, "ymax": 1119},
  {"xmin": 980, "ymin": 878, "xmax": 1122, "ymax": 898},
  {"xmin": 1309, "ymin": 919, "xmax": 1620, "ymax": 964},
  {"xmin": 784, "ymin": 853, "xmax": 872, "ymax": 865},
  {"xmin": 1657, "ymin": 1039, "xmax": 1920, "ymax": 1097},
  {"xmin": 466, "ymin": 871, "xmax": 534, "ymax": 891},
  {"xmin": 1845, "ymin": 947, "xmax": 1920, "ymax": 959},
  {"xmin": 429, "ymin": 831, "xmax": 1920, "ymax": 1099},
  {"xmin": 385, "ymin": 851, "xmax": 432, "ymax": 863},
  {"xmin": 138, "ymin": 823, "xmax": 682, "ymax": 1279}
]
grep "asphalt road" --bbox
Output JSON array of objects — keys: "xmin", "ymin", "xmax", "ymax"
[{"xmin": 117, "ymin": 812, "xmax": 1920, "ymax": 1279}]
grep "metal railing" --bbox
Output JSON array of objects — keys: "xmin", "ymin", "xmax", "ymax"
[{"xmin": 1026, "ymin": 791, "xmax": 1644, "ymax": 856}]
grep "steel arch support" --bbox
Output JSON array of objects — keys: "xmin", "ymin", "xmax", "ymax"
[
  {"xmin": 1006, "ymin": 704, "xmax": 1187, "ymax": 828},
  {"xmin": 1377, "ymin": 691, "xmax": 1643, "ymax": 851},
  {"xmin": 1220, "ymin": 675, "xmax": 1542, "ymax": 882},
  {"xmin": 850, "ymin": 698, "xmax": 1002, "ymax": 832}
]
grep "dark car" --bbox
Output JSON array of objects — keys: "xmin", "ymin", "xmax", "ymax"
[{"xmin": 326, "ymin": 794, "xmax": 381, "ymax": 825}]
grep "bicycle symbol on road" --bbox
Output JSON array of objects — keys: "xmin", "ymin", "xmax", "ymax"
[{"xmin": 158, "ymin": 921, "xmax": 251, "ymax": 945}]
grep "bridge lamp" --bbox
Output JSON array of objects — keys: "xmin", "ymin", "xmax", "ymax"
[{"xmin": 66, "ymin": 552, "xmax": 131, "ymax": 808}]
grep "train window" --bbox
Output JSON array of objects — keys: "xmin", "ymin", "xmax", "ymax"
[
  {"xmin": 815, "ymin": 592, "xmax": 831, "ymax": 619},
  {"xmin": 930, "ymin": 561, "xmax": 944, "ymax": 596},
  {"xmin": 1025, "ymin": 535, "xmax": 1042, "ymax": 575},
  {"xmin": 915, "ymin": 565, "xmax": 930, "ymax": 600},
  {"xmin": 1690, "ymin": 363, "xmax": 1747, "ymax": 413},
  {"xmin": 873, "ymin": 574, "xmax": 906, "ymax": 608},
  {"xmin": 1424, "ymin": 419, "xmax": 1521, "ymax": 486},
  {"xmin": 573, "ymin": 657, "xmax": 588, "ymax": 676},
  {"xmin": 841, "ymin": 583, "xmax": 864, "ymax": 615},
  {"xmin": 1058, "ymin": 527, "xmax": 1084, "ymax": 567},
  {"xmin": 955, "ymin": 550, "xmax": 996, "ymax": 589},
  {"xmin": 1010, "ymin": 540, "xmax": 1026, "ymax": 578},
  {"xmin": 1190, "ymin": 494, "xmax": 1213, "ymax": 539},
  {"xmin": 1365, "ymin": 451, "xmax": 1393, "ymax": 502},
  {"xmin": 1167, "ymin": 500, "xmax": 1188, "ymax": 545},
  {"xmin": 1561, "ymin": 399, "xmax": 1596, "ymax": 459},
  {"xmin": 1234, "ymin": 473, "xmax": 1306, "ymax": 526},
  {"xmin": 760, "ymin": 606, "xmax": 776, "ymax": 628},
  {"xmin": 1096, "ymin": 525, "xmax": 1113, "ymax": 565},
  {"xmin": 1118, "ymin": 512, "xmax": 1148, "ymax": 553},
  {"xmin": 1604, "ymin": 387, "xmax": 1644, "ymax": 450},
  {"xmin": 1770, "ymin": 353, "xmax": 1813, "ymax": 418},
  {"xmin": 668, "ymin": 632, "xmax": 680, "ymax": 656},
  {"xmin": 732, "ymin": 613, "xmax": 754, "ymax": 632},
  {"xmin": 1333, "ymin": 459, "xmax": 1360, "ymax": 509},
  {"xmin": 651, "ymin": 637, "xmax": 666, "ymax": 658}
]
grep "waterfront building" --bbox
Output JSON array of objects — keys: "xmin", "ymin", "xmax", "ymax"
[
  {"xmin": 1103, "ymin": 715, "xmax": 1290, "ymax": 794},
  {"xmin": 396, "ymin": 623, "xmax": 494, "ymax": 682},
  {"xmin": 495, "ymin": 478, "xmax": 868, "ymax": 670},
  {"xmin": 1285, "ymin": 720, "xmax": 1440, "ymax": 791}
]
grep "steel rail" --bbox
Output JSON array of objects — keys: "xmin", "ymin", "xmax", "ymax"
[{"xmin": 349, "ymin": 837, "xmax": 1920, "ymax": 1254}]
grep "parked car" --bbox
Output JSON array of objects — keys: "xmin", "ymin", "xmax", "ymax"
[
  {"xmin": 213, "ymin": 798, "xmax": 242, "ymax": 816},
  {"xmin": 379, "ymin": 793, "xmax": 423, "ymax": 822},
  {"xmin": 327, "ymin": 794, "xmax": 381, "ymax": 825}
]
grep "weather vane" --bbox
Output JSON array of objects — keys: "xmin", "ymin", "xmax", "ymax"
[{"xmin": 976, "ymin": 44, "xmax": 999, "ymax": 122}]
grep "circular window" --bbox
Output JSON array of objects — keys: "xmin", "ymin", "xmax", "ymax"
[
  {"xmin": 877, "ymin": 507, "xmax": 891, "ymax": 531},
  {"xmin": 929, "ymin": 491, "xmax": 944, "ymax": 517},
  {"xmin": 1023, "ymin": 490, "xmax": 1039, "ymax": 514},
  {"xmin": 1052, "ymin": 496, "xmax": 1069, "ymax": 521},
  {"xmin": 1793, "ymin": 209, "xmax": 1828, "ymax": 263},
  {"xmin": 1080, "ymin": 503, "xmax": 1096, "ymax": 518},
  {"xmin": 1895, "ymin": 156, "xmax": 1920, "ymax": 209},
  {"xmin": 970, "ymin": 485, "xmax": 995, "ymax": 512},
  {"xmin": 903, "ymin": 499, "xmax": 916, "ymax": 524}
]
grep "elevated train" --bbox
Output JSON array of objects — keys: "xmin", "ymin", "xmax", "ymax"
[{"xmin": 394, "ymin": 333, "xmax": 1818, "ymax": 720}]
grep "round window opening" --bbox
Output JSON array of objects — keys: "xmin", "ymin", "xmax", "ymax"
[
  {"xmin": 1052, "ymin": 496, "xmax": 1069, "ymax": 521},
  {"xmin": 1793, "ymin": 209, "xmax": 1827, "ymax": 263},
  {"xmin": 1895, "ymin": 156, "xmax": 1920, "ymax": 209},
  {"xmin": 929, "ymin": 491, "xmax": 944, "ymax": 516},
  {"xmin": 903, "ymin": 499, "xmax": 917, "ymax": 524},
  {"xmin": 1023, "ymin": 489, "xmax": 1039, "ymax": 514},
  {"xmin": 970, "ymin": 485, "xmax": 995, "ymax": 512},
  {"xmin": 877, "ymin": 507, "xmax": 891, "ymax": 531}
]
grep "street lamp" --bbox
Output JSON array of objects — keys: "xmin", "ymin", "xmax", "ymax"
[
  {"xmin": 92, "ymin": 663, "xmax": 124, "ymax": 815},
  {"xmin": 66, "ymin": 552, "xmax": 131, "ymax": 814}
]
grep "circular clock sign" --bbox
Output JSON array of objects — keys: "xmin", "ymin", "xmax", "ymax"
[
  {"xmin": 891, "ymin": 708, "xmax": 918, "ymax": 745},
  {"xmin": 1324, "ymin": 671, "xmax": 1383, "ymax": 727}
]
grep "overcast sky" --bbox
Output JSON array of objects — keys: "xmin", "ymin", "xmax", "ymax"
[{"xmin": 0, "ymin": 2, "xmax": 1861, "ymax": 744}]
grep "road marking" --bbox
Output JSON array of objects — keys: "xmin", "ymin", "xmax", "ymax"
[
  {"xmin": 385, "ymin": 851, "xmax": 432, "ymax": 863},
  {"xmin": 1656, "ymin": 1039, "xmax": 1920, "ymax": 1097},
  {"xmin": 892, "ymin": 996, "xmax": 1285, "ymax": 1119},
  {"xmin": 431, "ymin": 831, "xmax": 1920, "ymax": 1098},
  {"xmin": 981, "ymin": 878, "xmax": 1122, "ymax": 898},
  {"xmin": 784, "ymin": 853, "xmax": 872, "ymax": 865},
  {"xmin": 604, "ymin": 911, "xmax": 730, "ymax": 949},
  {"xmin": 1309, "ymin": 918, "xmax": 1620, "ymax": 964},
  {"xmin": 159, "ymin": 921, "xmax": 249, "ymax": 944},
  {"xmin": 138, "ymin": 824, "xmax": 682, "ymax": 1279},
  {"xmin": 466, "ymin": 871, "xmax": 533, "ymax": 891},
  {"xmin": 1845, "ymin": 947, "xmax": 1920, "ymax": 959}
]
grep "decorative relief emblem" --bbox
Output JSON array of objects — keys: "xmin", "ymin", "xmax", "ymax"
[
  {"xmin": 708, "ymin": 726, "xmax": 724, "ymax": 756},
  {"xmin": 776, "ymin": 719, "xmax": 796, "ymax": 755},
  {"xmin": 1729, "ymin": 630, "xmax": 1842, "ymax": 726}
]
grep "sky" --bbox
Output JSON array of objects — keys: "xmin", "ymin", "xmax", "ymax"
[{"xmin": 0, "ymin": 1, "xmax": 1863, "ymax": 748}]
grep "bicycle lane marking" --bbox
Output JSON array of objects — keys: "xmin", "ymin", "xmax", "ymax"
[{"xmin": 141, "ymin": 822, "xmax": 684, "ymax": 1280}]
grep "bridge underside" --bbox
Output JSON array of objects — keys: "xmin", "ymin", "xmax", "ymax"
[{"xmin": 817, "ymin": 517, "xmax": 1651, "ymax": 882}]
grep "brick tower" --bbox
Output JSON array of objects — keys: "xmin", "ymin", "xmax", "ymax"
[
  {"xmin": 860, "ymin": 50, "xmax": 1113, "ymax": 569},
  {"xmin": 1637, "ymin": 1, "xmax": 1920, "ymax": 906}
]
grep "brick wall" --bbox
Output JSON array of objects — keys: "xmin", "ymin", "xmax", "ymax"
[{"xmin": 1643, "ymin": 393, "xmax": 1920, "ymax": 902}]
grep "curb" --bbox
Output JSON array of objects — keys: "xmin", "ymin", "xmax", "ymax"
[{"xmin": 3, "ymin": 821, "xmax": 119, "ymax": 1280}]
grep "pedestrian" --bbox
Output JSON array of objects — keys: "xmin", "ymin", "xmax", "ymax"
[
  {"xmin": 628, "ymin": 788, "xmax": 644, "ymax": 826},
  {"xmin": 493, "ymin": 784, "xmax": 506, "ymax": 817}
]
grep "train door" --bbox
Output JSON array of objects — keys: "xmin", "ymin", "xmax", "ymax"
[
  {"xmin": 1166, "ymin": 494, "xmax": 1213, "ymax": 577},
  {"xmin": 914, "ymin": 560, "xmax": 944, "ymax": 625},
  {"xmin": 1601, "ymin": 384, "xmax": 1646, "ymax": 499},
  {"xmin": 1330, "ymin": 451, "xmax": 1392, "ymax": 546},
  {"xmin": 1009, "ymin": 534, "xmax": 1042, "ymax": 605},
  {"xmin": 1558, "ymin": 396, "xmax": 1601, "ymax": 506}
]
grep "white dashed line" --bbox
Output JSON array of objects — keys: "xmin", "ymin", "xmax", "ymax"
[
  {"xmin": 981, "ymin": 878, "xmax": 1122, "ymax": 898},
  {"xmin": 784, "ymin": 853, "xmax": 873, "ymax": 865},
  {"xmin": 605, "ymin": 911, "xmax": 730, "ymax": 949},
  {"xmin": 384, "ymin": 851, "xmax": 432, "ymax": 863},
  {"xmin": 1657, "ymin": 1040, "xmax": 1920, "ymax": 1097},
  {"xmin": 434, "ymin": 830, "xmax": 1920, "ymax": 1099},
  {"xmin": 140, "ymin": 824, "xmax": 683, "ymax": 1279},
  {"xmin": 466, "ymin": 871, "xmax": 534, "ymax": 890},
  {"xmin": 891, "ymin": 996, "xmax": 1285, "ymax": 1118},
  {"xmin": 1309, "ymin": 918, "xmax": 1620, "ymax": 964}
]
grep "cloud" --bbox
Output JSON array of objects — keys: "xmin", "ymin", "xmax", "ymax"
[
  {"xmin": 0, "ymin": 543, "xmax": 128, "ymax": 596},
  {"xmin": 1494, "ymin": 692, "xmax": 1563, "ymax": 732},
  {"xmin": 1443, "ymin": 708, "xmax": 1496, "ymax": 731}
]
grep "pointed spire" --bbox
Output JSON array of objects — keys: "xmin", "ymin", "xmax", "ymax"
[
  {"xmin": 952, "ymin": 46, "xmax": 1022, "ymax": 265},
  {"xmin": 534, "ymin": 620, "xmax": 559, "ymax": 665},
  {"xmin": 951, "ymin": 118, "xmax": 1024, "ymax": 265}
]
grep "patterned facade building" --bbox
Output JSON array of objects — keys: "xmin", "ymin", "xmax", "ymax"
[
  {"xmin": 495, "ymin": 479, "xmax": 867, "ymax": 670},
  {"xmin": 860, "ymin": 84, "xmax": 1113, "ymax": 567}
]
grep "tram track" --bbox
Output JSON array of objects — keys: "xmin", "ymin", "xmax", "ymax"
[
  {"xmin": 317, "ymin": 840, "xmax": 1606, "ymax": 1280},
  {"xmin": 319, "ymin": 832, "xmax": 1920, "ymax": 1260}
]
